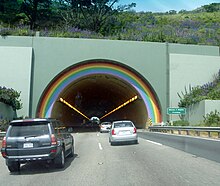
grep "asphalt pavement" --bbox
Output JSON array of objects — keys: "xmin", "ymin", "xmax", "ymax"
[{"xmin": 0, "ymin": 132, "xmax": 220, "ymax": 186}]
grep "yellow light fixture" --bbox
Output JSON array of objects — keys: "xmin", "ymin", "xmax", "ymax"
[
  {"xmin": 59, "ymin": 98, "xmax": 90, "ymax": 120},
  {"xmin": 100, "ymin": 95, "xmax": 138, "ymax": 119}
]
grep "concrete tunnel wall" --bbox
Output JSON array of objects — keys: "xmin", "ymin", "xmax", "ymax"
[{"xmin": 0, "ymin": 36, "xmax": 219, "ymax": 126}]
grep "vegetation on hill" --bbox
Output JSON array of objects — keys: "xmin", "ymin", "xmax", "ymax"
[{"xmin": 0, "ymin": 1, "xmax": 219, "ymax": 46}]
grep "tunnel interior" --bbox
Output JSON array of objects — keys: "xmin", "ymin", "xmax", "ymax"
[{"xmin": 51, "ymin": 74, "xmax": 148, "ymax": 129}]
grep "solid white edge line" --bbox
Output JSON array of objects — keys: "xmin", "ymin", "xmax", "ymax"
[
  {"xmin": 145, "ymin": 139, "xmax": 162, "ymax": 146},
  {"xmin": 98, "ymin": 143, "xmax": 103, "ymax": 150}
]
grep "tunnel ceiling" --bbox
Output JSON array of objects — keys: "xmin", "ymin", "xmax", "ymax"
[
  {"xmin": 62, "ymin": 74, "xmax": 136, "ymax": 101},
  {"xmin": 51, "ymin": 74, "xmax": 147, "ymax": 128}
]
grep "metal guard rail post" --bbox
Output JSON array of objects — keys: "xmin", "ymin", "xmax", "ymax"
[{"xmin": 148, "ymin": 126, "xmax": 220, "ymax": 138}]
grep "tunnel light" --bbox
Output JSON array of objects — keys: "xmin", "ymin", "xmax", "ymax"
[
  {"xmin": 100, "ymin": 95, "xmax": 138, "ymax": 120},
  {"xmin": 59, "ymin": 98, "xmax": 90, "ymax": 120}
]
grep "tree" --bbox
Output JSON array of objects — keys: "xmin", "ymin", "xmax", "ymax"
[
  {"xmin": 20, "ymin": 0, "xmax": 52, "ymax": 29},
  {"xmin": 203, "ymin": 3, "xmax": 220, "ymax": 12},
  {"xmin": 59, "ymin": 0, "xmax": 136, "ymax": 33},
  {"xmin": 0, "ymin": 0, "xmax": 21, "ymax": 24},
  {"xmin": 168, "ymin": 10, "xmax": 177, "ymax": 14}
]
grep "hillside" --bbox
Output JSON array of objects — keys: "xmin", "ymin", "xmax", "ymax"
[{"xmin": 0, "ymin": 2, "xmax": 220, "ymax": 46}]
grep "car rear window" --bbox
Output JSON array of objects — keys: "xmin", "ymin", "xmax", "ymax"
[
  {"xmin": 102, "ymin": 122, "xmax": 111, "ymax": 125},
  {"xmin": 114, "ymin": 122, "xmax": 133, "ymax": 128},
  {"xmin": 9, "ymin": 122, "xmax": 49, "ymax": 137}
]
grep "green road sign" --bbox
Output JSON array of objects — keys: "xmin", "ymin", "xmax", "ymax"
[{"xmin": 167, "ymin": 107, "xmax": 186, "ymax": 115}]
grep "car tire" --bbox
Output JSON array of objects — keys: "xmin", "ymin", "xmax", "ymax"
[
  {"xmin": 8, "ymin": 162, "xmax": 20, "ymax": 172},
  {"xmin": 69, "ymin": 143, "xmax": 74, "ymax": 158},
  {"xmin": 54, "ymin": 148, "xmax": 65, "ymax": 168},
  {"xmin": 134, "ymin": 140, "xmax": 138, "ymax": 144}
]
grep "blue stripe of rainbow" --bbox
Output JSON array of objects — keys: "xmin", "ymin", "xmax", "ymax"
[{"xmin": 37, "ymin": 62, "xmax": 161, "ymax": 123}]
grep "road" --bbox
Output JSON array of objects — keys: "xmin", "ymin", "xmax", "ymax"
[{"xmin": 1, "ymin": 131, "xmax": 220, "ymax": 186}]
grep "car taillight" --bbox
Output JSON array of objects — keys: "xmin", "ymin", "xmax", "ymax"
[
  {"xmin": 51, "ymin": 134, "xmax": 57, "ymax": 145},
  {"xmin": 2, "ymin": 151, "xmax": 6, "ymax": 157},
  {"xmin": 1, "ymin": 137, "xmax": 7, "ymax": 158},
  {"xmin": 111, "ymin": 129, "xmax": 116, "ymax": 135},
  {"xmin": 50, "ymin": 149, "xmax": 57, "ymax": 153},
  {"xmin": 2, "ymin": 137, "xmax": 6, "ymax": 148},
  {"xmin": 133, "ymin": 128, "xmax": 137, "ymax": 134}
]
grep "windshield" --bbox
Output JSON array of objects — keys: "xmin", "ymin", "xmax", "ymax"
[
  {"xmin": 114, "ymin": 122, "xmax": 133, "ymax": 128},
  {"xmin": 9, "ymin": 122, "xmax": 49, "ymax": 137},
  {"xmin": 101, "ymin": 122, "xmax": 111, "ymax": 125}
]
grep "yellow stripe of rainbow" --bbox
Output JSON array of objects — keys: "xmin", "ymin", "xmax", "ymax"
[{"xmin": 37, "ymin": 61, "xmax": 162, "ymax": 123}]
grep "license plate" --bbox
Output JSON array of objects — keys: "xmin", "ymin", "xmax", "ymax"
[
  {"xmin": 119, "ymin": 131, "xmax": 130, "ymax": 135},
  {"xmin": 124, "ymin": 131, "xmax": 131, "ymax": 134},
  {"xmin": 23, "ymin": 143, "xmax": 33, "ymax": 148}
]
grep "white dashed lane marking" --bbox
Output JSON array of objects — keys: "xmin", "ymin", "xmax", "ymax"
[
  {"xmin": 98, "ymin": 143, "xmax": 103, "ymax": 150},
  {"xmin": 145, "ymin": 139, "xmax": 162, "ymax": 146}
]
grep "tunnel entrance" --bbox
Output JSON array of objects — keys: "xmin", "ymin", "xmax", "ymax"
[
  {"xmin": 37, "ymin": 60, "xmax": 162, "ymax": 129},
  {"xmin": 52, "ymin": 74, "xmax": 147, "ymax": 129}
]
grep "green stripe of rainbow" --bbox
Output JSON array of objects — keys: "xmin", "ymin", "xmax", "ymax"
[{"xmin": 37, "ymin": 62, "xmax": 162, "ymax": 123}]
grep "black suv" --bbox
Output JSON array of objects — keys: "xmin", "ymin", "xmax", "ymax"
[{"xmin": 1, "ymin": 118, "xmax": 74, "ymax": 172}]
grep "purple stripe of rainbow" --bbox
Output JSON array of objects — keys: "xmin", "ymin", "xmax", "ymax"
[{"xmin": 38, "ymin": 63, "xmax": 161, "ymax": 123}]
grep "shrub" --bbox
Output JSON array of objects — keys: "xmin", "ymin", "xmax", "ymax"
[
  {"xmin": 203, "ymin": 110, "xmax": 220, "ymax": 127},
  {"xmin": 0, "ymin": 119, "xmax": 9, "ymax": 131},
  {"xmin": 173, "ymin": 120, "xmax": 189, "ymax": 126},
  {"xmin": 0, "ymin": 86, "xmax": 22, "ymax": 111},
  {"xmin": 178, "ymin": 69, "xmax": 220, "ymax": 108}
]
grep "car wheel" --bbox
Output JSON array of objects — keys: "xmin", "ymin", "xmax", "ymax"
[
  {"xmin": 134, "ymin": 140, "xmax": 138, "ymax": 144},
  {"xmin": 69, "ymin": 143, "xmax": 74, "ymax": 158},
  {"xmin": 8, "ymin": 162, "xmax": 20, "ymax": 172},
  {"xmin": 54, "ymin": 148, "xmax": 65, "ymax": 168}
]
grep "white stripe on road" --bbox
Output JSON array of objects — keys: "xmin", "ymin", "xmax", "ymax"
[
  {"xmin": 145, "ymin": 139, "xmax": 162, "ymax": 146},
  {"xmin": 98, "ymin": 143, "xmax": 103, "ymax": 150}
]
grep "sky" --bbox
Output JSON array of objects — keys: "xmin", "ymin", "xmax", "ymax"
[{"xmin": 118, "ymin": 0, "xmax": 220, "ymax": 12}]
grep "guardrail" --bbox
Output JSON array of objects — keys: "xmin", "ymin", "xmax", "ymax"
[
  {"xmin": 0, "ymin": 132, "xmax": 6, "ymax": 140},
  {"xmin": 138, "ymin": 131, "xmax": 220, "ymax": 163},
  {"xmin": 148, "ymin": 126, "xmax": 220, "ymax": 138}
]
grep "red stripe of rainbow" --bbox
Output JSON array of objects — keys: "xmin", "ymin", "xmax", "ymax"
[{"xmin": 37, "ymin": 62, "xmax": 162, "ymax": 123}]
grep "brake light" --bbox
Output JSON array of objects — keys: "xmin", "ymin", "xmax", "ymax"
[
  {"xmin": 1, "ymin": 137, "xmax": 7, "ymax": 158},
  {"xmin": 133, "ymin": 128, "xmax": 137, "ymax": 134},
  {"xmin": 50, "ymin": 149, "xmax": 57, "ymax": 153},
  {"xmin": 2, "ymin": 137, "xmax": 6, "ymax": 148},
  {"xmin": 111, "ymin": 129, "xmax": 116, "ymax": 135},
  {"xmin": 51, "ymin": 134, "xmax": 57, "ymax": 145},
  {"xmin": 2, "ymin": 152, "xmax": 6, "ymax": 157}
]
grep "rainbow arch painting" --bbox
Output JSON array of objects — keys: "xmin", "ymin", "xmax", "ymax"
[{"xmin": 37, "ymin": 60, "xmax": 162, "ymax": 123}]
